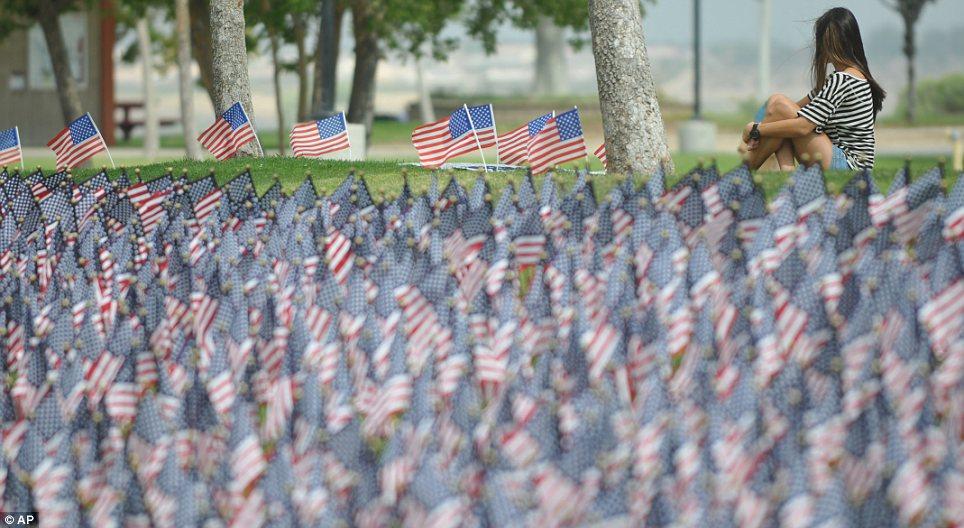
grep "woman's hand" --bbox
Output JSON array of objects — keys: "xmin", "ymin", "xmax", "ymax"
[{"xmin": 743, "ymin": 122, "xmax": 760, "ymax": 151}]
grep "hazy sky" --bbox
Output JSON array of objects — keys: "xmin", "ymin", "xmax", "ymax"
[{"xmin": 643, "ymin": 0, "xmax": 963, "ymax": 45}]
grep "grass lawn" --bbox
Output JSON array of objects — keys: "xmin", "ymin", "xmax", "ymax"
[{"xmin": 45, "ymin": 153, "xmax": 948, "ymax": 203}]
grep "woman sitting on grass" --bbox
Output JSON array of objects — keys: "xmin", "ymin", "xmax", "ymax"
[{"xmin": 741, "ymin": 7, "xmax": 886, "ymax": 171}]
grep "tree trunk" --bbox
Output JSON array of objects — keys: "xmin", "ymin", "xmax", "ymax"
[
  {"xmin": 534, "ymin": 16, "xmax": 567, "ymax": 96},
  {"xmin": 269, "ymin": 31, "xmax": 286, "ymax": 156},
  {"xmin": 137, "ymin": 18, "xmax": 160, "ymax": 160},
  {"xmin": 175, "ymin": 0, "xmax": 201, "ymax": 159},
  {"xmin": 415, "ymin": 56, "xmax": 435, "ymax": 122},
  {"xmin": 35, "ymin": 0, "xmax": 84, "ymax": 124},
  {"xmin": 311, "ymin": 0, "xmax": 343, "ymax": 118},
  {"xmin": 589, "ymin": 0, "xmax": 672, "ymax": 175},
  {"xmin": 902, "ymin": 13, "xmax": 916, "ymax": 124},
  {"xmin": 189, "ymin": 0, "xmax": 216, "ymax": 109},
  {"xmin": 346, "ymin": 1, "xmax": 380, "ymax": 151},
  {"xmin": 208, "ymin": 0, "xmax": 262, "ymax": 157},
  {"xmin": 293, "ymin": 17, "xmax": 310, "ymax": 121}
]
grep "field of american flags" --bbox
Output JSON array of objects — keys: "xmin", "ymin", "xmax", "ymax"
[{"xmin": 0, "ymin": 156, "xmax": 961, "ymax": 527}]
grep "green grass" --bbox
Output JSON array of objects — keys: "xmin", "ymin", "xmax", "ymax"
[{"xmin": 43, "ymin": 153, "xmax": 946, "ymax": 203}]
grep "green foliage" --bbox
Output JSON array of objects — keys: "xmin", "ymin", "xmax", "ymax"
[
  {"xmin": 0, "ymin": 0, "xmax": 88, "ymax": 40},
  {"xmin": 899, "ymin": 73, "xmax": 964, "ymax": 116}
]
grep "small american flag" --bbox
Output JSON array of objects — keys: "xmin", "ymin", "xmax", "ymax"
[
  {"xmin": 497, "ymin": 112, "xmax": 553, "ymax": 166},
  {"xmin": 198, "ymin": 101, "xmax": 257, "ymax": 160},
  {"xmin": 412, "ymin": 104, "xmax": 497, "ymax": 168},
  {"xmin": 0, "ymin": 126, "xmax": 23, "ymax": 169},
  {"xmin": 593, "ymin": 143, "xmax": 606, "ymax": 168},
  {"xmin": 527, "ymin": 108, "xmax": 587, "ymax": 175},
  {"xmin": 47, "ymin": 114, "xmax": 108, "ymax": 170},
  {"xmin": 290, "ymin": 112, "xmax": 351, "ymax": 158}
]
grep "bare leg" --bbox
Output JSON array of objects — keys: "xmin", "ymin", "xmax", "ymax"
[
  {"xmin": 744, "ymin": 94, "xmax": 800, "ymax": 170},
  {"xmin": 791, "ymin": 132, "xmax": 835, "ymax": 170}
]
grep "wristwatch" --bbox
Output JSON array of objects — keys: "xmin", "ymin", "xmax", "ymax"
[{"xmin": 749, "ymin": 122, "xmax": 761, "ymax": 141}]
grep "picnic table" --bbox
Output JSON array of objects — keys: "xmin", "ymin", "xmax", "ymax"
[{"xmin": 116, "ymin": 101, "xmax": 179, "ymax": 141}]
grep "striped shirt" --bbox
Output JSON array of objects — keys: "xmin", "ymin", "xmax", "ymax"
[{"xmin": 798, "ymin": 71, "xmax": 876, "ymax": 169}]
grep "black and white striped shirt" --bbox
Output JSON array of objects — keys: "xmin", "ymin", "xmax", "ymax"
[{"xmin": 798, "ymin": 71, "xmax": 876, "ymax": 169}]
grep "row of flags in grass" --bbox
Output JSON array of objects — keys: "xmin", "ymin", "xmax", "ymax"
[
  {"xmin": 0, "ymin": 103, "xmax": 356, "ymax": 170},
  {"xmin": 0, "ymin": 158, "xmax": 961, "ymax": 526},
  {"xmin": 3, "ymin": 102, "xmax": 610, "ymax": 171},
  {"xmin": 412, "ymin": 105, "xmax": 610, "ymax": 172}
]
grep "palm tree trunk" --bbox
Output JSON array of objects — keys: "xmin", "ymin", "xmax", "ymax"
[
  {"xmin": 209, "ymin": 0, "xmax": 262, "ymax": 157},
  {"xmin": 346, "ymin": 0, "xmax": 380, "ymax": 151},
  {"xmin": 36, "ymin": 0, "xmax": 83, "ymax": 124},
  {"xmin": 589, "ymin": 0, "xmax": 672, "ymax": 175},
  {"xmin": 902, "ymin": 13, "xmax": 917, "ymax": 124},
  {"xmin": 534, "ymin": 16, "xmax": 567, "ymax": 96},
  {"xmin": 311, "ymin": 0, "xmax": 343, "ymax": 118},
  {"xmin": 293, "ymin": 17, "xmax": 310, "ymax": 122},
  {"xmin": 269, "ymin": 31, "xmax": 286, "ymax": 156},
  {"xmin": 175, "ymin": 0, "xmax": 200, "ymax": 159}
]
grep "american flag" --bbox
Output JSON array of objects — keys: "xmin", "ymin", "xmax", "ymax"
[
  {"xmin": 593, "ymin": 143, "xmax": 606, "ymax": 167},
  {"xmin": 527, "ymin": 107, "xmax": 588, "ymax": 174},
  {"xmin": 0, "ymin": 126, "xmax": 23, "ymax": 169},
  {"xmin": 197, "ymin": 101, "xmax": 257, "ymax": 160},
  {"xmin": 412, "ymin": 104, "xmax": 497, "ymax": 168},
  {"xmin": 497, "ymin": 112, "xmax": 553, "ymax": 166},
  {"xmin": 46, "ymin": 113, "xmax": 108, "ymax": 170},
  {"xmin": 290, "ymin": 112, "xmax": 351, "ymax": 158}
]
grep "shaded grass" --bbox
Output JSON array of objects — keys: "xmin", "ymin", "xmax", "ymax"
[{"xmin": 50, "ymin": 153, "xmax": 947, "ymax": 204}]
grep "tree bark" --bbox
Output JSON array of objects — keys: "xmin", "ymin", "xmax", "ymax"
[
  {"xmin": 346, "ymin": 0, "xmax": 380, "ymax": 151},
  {"xmin": 293, "ymin": 17, "xmax": 310, "ymax": 121},
  {"xmin": 311, "ymin": 0, "xmax": 343, "ymax": 118},
  {"xmin": 589, "ymin": 0, "xmax": 672, "ymax": 176},
  {"xmin": 35, "ymin": 0, "xmax": 84, "ymax": 124},
  {"xmin": 269, "ymin": 31, "xmax": 286, "ymax": 156},
  {"xmin": 902, "ymin": 13, "xmax": 916, "ymax": 124},
  {"xmin": 534, "ymin": 16, "xmax": 567, "ymax": 96},
  {"xmin": 175, "ymin": 0, "xmax": 201, "ymax": 159},
  {"xmin": 208, "ymin": 0, "xmax": 262, "ymax": 157},
  {"xmin": 137, "ymin": 18, "xmax": 159, "ymax": 160},
  {"xmin": 189, "ymin": 0, "xmax": 216, "ymax": 109}
]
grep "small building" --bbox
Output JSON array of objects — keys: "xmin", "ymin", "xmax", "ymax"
[{"xmin": 0, "ymin": 3, "xmax": 115, "ymax": 146}]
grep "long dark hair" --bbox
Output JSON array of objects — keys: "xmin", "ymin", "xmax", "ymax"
[{"xmin": 812, "ymin": 7, "xmax": 886, "ymax": 116}]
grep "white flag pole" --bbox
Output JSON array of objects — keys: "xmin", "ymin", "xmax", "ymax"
[
  {"xmin": 15, "ymin": 126, "xmax": 24, "ymax": 172},
  {"xmin": 88, "ymin": 113, "xmax": 116, "ymax": 170},
  {"xmin": 342, "ymin": 112, "xmax": 354, "ymax": 161},
  {"xmin": 463, "ymin": 104, "xmax": 488, "ymax": 173},
  {"xmin": 490, "ymin": 104, "xmax": 501, "ymax": 165},
  {"xmin": 241, "ymin": 102, "xmax": 266, "ymax": 157}
]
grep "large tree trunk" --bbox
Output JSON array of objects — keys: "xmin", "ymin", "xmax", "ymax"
[
  {"xmin": 534, "ymin": 16, "xmax": 567, "ymax": 96},
  {"xmin": 589, "ymin": 0, "xmax": 672, "ymax": 175},
  {"xmin": 208, "ymin": 0, "xmax": 262, "ymax": 157},
  {"xmin": 175, "ymin": 0, "xmax": 201, "ymax": 159},
  {"xmin": 36, "ymin": 0, "xmax": 84, "ymax": 124},
  {"xmin": 346, "ymin": 1, "xmax": 380, "ymax": 151},
  {"xmin": 137, "ymin": 18, "xmax": 159, "ymax": 160},
  {"xmin": 189, "ymin": 0, "xmax": 216, "ymax": 109},
  {"xmin": 269, "ymin": 31, "xmax": 286, "ymax": 156},
  {"xmin": 293, "ymin": 17, "xmax": 310, "ymax": 121},
  {"xmin": 311, "ymin": 0, "xmax": 344, "ymax": 118},
  {"xmin": 902, "ymin": 13, "xmax": 916, "ymax": 124}
]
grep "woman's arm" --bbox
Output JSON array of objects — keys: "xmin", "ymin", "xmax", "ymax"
[{"xmin": 743, "ymin": 117, "xmax": 816, "ymax": 143}]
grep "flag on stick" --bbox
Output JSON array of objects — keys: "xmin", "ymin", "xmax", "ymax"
[
  {"xmin": 198, "ymin": 102, "xmax": 257, "ymax": 161},
  {"xmin": 412, "ymin": 104, "xmax": 497, "ymax": 168},
  {"xmin": 593, "ymin": 143, "xmax": 607, "ymax": 168},
  {"xmin": 527, "ymin": 107, "xmax": 587, "ymax": 175},
  {"xmin": 47, "ymin": 114, "xmax": 110, "ymax": 170},
  {"xmin": 0, "ymin": 126, "xmax": 23, "ymax": 171},
  {"xmin": 497, "ymin": 112, "xmax": 553, "ymax": 166},
  {"xmin": 290, "ymin": 112, "xmax": 351, "ymax": 158}
]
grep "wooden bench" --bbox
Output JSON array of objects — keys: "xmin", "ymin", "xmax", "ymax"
[{"xmin": 116, "ymin": 101, "xmax": 179, "ymax": 141}]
